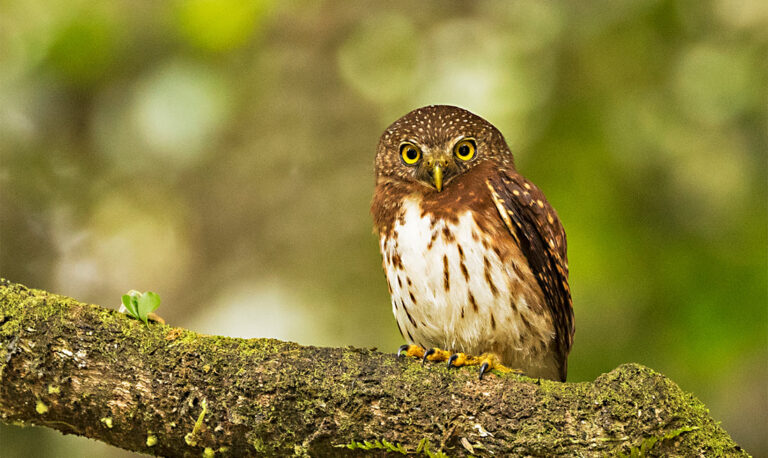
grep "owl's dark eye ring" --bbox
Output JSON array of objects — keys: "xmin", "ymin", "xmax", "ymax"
[
  {"xmin": 400, "ymin": 142, "xmax": 421, "ymax": 165},
  {"xmin": 454, "ymin": 138, "xmax": 476, "ymax": 162}
]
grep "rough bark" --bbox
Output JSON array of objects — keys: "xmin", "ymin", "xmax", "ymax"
[{"xmin": 0, "ymin": 279, "xmax": 746, "ymax": 457}]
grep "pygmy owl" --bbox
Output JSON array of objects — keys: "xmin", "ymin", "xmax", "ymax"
[{"xmin": 371, "ymin": 105, "xmax": 573, "ymax": 381}]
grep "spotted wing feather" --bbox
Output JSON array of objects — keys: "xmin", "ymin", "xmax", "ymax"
[{"xmin": 486, "ymin": 172, "xmax": 574, "ymax": 381}]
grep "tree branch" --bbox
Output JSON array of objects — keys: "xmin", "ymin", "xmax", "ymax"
[{"xmin": 0, "ymin": 279, "xmax": 745, "ymax": 456}]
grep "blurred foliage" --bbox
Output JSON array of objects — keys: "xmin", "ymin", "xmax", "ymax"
[{"xmin": 0, "ymin": 0, "xmax": 766, "ymax": 456}]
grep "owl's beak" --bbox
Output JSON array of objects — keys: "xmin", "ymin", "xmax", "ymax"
[{"xmin": 432, "ymin": 164, "xmax": 443, "ymax": 192}]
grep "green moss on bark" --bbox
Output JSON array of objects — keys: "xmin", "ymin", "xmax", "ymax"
[{"xmin": 0, "ymin": 279, "xmax": 747, "ymax": 456}]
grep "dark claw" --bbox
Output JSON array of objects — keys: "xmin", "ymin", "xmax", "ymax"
[
  {"xmin": 422, "ymin": 348, "xmax": 436, "ymax": 365},
  {"xmin": 397, "ymin": 344, "xmax": 410, "ymax": 357},
  {"xmin": 479, "ymin": 362, "xmax": 490, "ymax": 380},
  {"xmin": 447, "ymin": 354, "xmax": 459, "ymax": 368}
]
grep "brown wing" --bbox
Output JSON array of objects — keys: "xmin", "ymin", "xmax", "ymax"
[{"xmin": 486, "ymin": 171, "xmax": 574, "ymax": 381}]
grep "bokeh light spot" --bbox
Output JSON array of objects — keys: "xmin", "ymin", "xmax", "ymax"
[
  {"xmin": 45, "ymin": 15, "xmax": 118, "ymax": 85},
  {"xmin": 337, "ymin": 14, "xmax": 420, "ymax": 104},
  {"xmin": 53, "ymin": 191, "xmax": 191, "ymax": 301},
  {"xmin": 131, "ymin": 60, "xmax": 231, "ymax": 164},
  {"xmin": 175, "ymin": 0, "xmax": 272, "ymax": 52},
  {"xmin": 674, "ymin": 43, "xmax": 760, "ymax": 126}
]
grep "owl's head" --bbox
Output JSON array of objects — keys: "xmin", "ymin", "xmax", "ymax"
[{"xmin": 375, "ymin": 105, "xmax": 513, "ymax": 192}]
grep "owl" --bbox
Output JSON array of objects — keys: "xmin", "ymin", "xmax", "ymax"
[{"xmin": 371, "ymin": 105, "xmax": 573, "ymax": 381}]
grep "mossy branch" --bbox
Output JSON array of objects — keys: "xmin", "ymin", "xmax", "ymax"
[{"xmin": 0, "ymin": 279, "xmax": 746, "ymax": 456}]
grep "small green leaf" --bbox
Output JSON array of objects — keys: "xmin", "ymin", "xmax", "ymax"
[
  {"xmin": 137, "ymin": 291, "xmax": 161, "ymax": 323},
  {"xmin": 121, "ymin": 293, "xmax": 139, "ymax": 318},
  {"xmin": 122, "ymin": 290, "xmax": 161, "ymax": 325}
]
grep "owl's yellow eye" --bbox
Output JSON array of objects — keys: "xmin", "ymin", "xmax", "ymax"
[
  {"xmin": 454, "ymin": 139, "xmax": 476, "ymax": 162},
  {"xmin": 400, "ymin": 143, "xmax": 421, "ymax": 165}
]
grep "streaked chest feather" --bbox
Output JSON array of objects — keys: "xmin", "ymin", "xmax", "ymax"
[{"xmin": 380, "ymin": 198, "xmax": 554, "ymax": 368}]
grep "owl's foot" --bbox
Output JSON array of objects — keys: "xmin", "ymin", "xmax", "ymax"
[
  {"xmin": 397, "ymin": 345, "xmax": 520, "ymax": 379},
  {"xmin": 447, "ymin": 352, "xmax": 521, "ymax": 379},
  {"xmin": 397, "ymin": 344, "xmax": 452, "ymax": 364}
]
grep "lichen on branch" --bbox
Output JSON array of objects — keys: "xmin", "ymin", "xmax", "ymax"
[{"xmin": 0, "ymin": 279, "xmax": 747, "ymax": 456}]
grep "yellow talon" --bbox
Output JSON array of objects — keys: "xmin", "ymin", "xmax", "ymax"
[
  {"xmin": 398, "ymin": 344, "xmax": 422, "ymax": 358},
  {"xmin": 397, "ymin": 345, "xmax": 522, "ymax": 379},
  {"xmin": 425, "ymin": 348, "xmax": 452, "ymax": 362},
  {"xmin": 449, "ymin": 352, "xmax": 521, "ymax": 379}
]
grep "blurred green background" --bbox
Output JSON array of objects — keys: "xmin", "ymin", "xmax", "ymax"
[{"xmin": 1, "ymin": 0, "xmax": 766, "ymax": 456}]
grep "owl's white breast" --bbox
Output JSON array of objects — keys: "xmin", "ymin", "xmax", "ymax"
[{"xmin": 380, "ymin": 197, "xmax": 557, "ymax": 377}]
